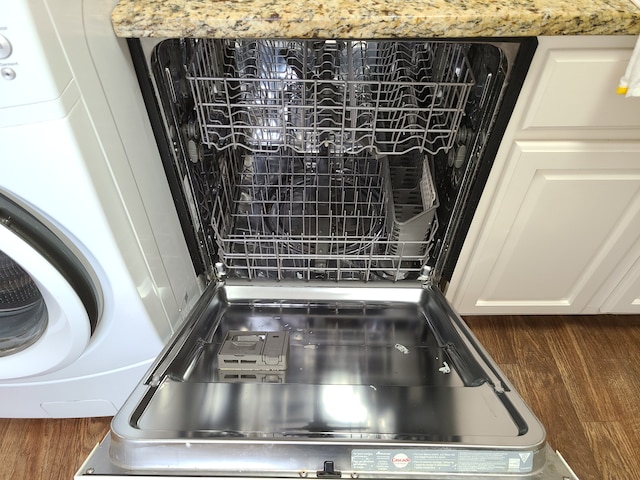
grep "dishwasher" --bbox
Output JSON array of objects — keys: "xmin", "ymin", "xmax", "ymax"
[{"xmin": 77, "ymin": 37, "xmax": 577, "ymax": 479}]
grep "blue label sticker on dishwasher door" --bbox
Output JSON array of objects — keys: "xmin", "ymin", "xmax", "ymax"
[{"xmin": 351, "ymin": 449, "xmax": 534, "ymax": 474}]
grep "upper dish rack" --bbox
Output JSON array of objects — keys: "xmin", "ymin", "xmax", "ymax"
[{"xmin": 187, "ymin": 40, "xmax": 475, "ymax": 156}]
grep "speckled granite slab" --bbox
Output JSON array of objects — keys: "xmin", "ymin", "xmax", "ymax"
[{"xmin": 112, "ymin": 0, "xmax": 640, "ymax": 38}]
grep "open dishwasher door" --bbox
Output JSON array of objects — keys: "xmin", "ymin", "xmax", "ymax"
[{"xmin": 76, "ymin": 281, "xmax": 577, "ymax": 479}]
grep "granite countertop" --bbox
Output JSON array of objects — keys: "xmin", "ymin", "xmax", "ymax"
[{"xmin": 112, "ymin": 0, "xmax": 640, "ymax": 38}]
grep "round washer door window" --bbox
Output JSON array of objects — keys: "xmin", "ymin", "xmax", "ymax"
[
  {"xmin": 0, "ymin": 250, "xmax": 49, "ymax": 357},
  {"xmin": 0, "ymin": 224, "xmax": 92, "ymax": 379}
]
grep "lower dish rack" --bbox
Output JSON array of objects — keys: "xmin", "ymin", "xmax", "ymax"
[{"xmin": 211, "ymin": 149, "xmax": 439, "ymax": 281}]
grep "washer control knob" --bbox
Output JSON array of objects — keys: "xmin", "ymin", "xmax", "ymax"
[
  {"xmin": 0, "ymin": 35, "xmax": 12, "ymax": 59},
  {"xmin": 1, "ymin": 67, "xmax": 16, "ymax": 80}
]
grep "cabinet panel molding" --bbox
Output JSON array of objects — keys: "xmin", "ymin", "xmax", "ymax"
[
  {"xmin": 600, "ymin": 246, "xmax": 640, "ymax": 314},
  {"xmin": 521, "ymin": 46, "xmax": 640, "ymax": 130}
]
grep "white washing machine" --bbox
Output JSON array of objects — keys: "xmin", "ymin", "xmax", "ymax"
[{"xmin": 0, "ymin": 0, "xmax": 202, "ymax": 417}]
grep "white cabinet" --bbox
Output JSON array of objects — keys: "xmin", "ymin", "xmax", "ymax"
[{"xmin": 448, "ymin": 36, "xmax": 640, "ymax": 315}]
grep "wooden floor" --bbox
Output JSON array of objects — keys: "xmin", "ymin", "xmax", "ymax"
[{"xmin": 1, "ymin": 314, "xmax": 640, "ymax": 480}]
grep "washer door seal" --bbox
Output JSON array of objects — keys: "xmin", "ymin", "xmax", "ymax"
[{"xmin": 0, "ymin": 193, "xmax": 100, "ymax": 379}]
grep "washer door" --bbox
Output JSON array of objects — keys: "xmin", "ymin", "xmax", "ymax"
[{"xmin": 0, "ymin": 194, "xmax": 99, "ymax": 379}]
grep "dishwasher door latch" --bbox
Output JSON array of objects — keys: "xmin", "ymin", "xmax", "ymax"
[{"xmin": 317, "ymin": 461, "xmax": 341, "ymax": 478}]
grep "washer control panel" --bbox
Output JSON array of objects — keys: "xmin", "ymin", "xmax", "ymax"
[{"xmin": 0, "ymin": 0, "xmax": 73, "ymax": 110}]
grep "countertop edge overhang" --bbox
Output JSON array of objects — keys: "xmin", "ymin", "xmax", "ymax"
[{"xmin": 111, "ymin": 0, "xmax": 640, "ymax": 38}]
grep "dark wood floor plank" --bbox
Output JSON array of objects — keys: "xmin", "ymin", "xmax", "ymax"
[
  {"xmin": 614, "ymin": 356, "xmax": 640, "ymax": 440},
  {"xmin": 583, "ymin": 421, "xmax": 640, "ymax": 480},
  {"xmin": 565, "ymin": 315, "xmax": 640, "ymax": 360},
  {"xmin": 545, "ymin": 320, "xmax": 623, "ymax": 423},
  {"xmin": 0, "ymin": 418, "xmax": 110, "ymax": 480},
  {"xmin": 462, "ymin": 315, "xmax": 520, "ymax": 364},
  {"xmin": 552, "ymin": 316, "xmax": 640, "ymax": 428}
]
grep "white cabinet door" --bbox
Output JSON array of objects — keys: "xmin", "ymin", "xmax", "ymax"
[{"xmin": 452, "ymin": 141, "xmax": 640, "ymax": 314}]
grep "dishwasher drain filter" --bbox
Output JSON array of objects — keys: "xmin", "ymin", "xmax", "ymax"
[{"xmin": 217, "ymin": 331, "xmax": 290, "ymax": 374}]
